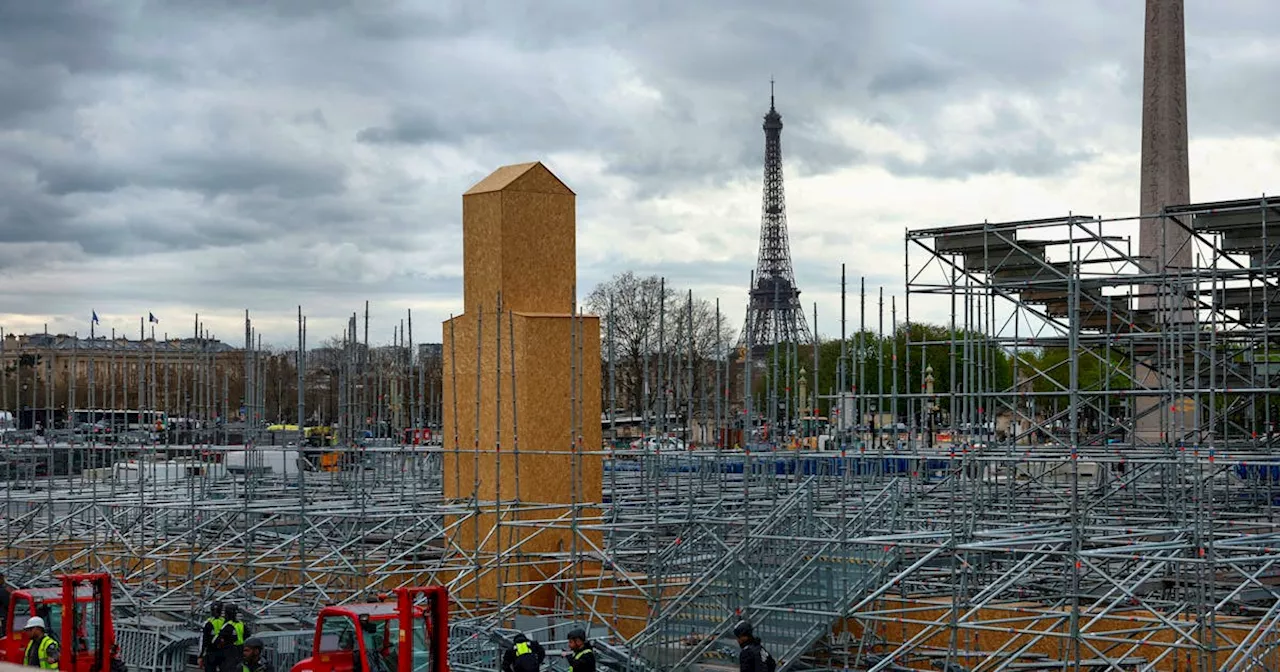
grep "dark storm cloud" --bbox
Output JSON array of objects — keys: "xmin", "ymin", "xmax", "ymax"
[
  {"xmin": 356, "ymin": 109, "xmax": 451, "ymax": 146},
  {"xmin": 868, "ymin": 55, "xmax": 958, "ymax": 97},
  {"xmin": 37, "ymin": 154, "xmax": 347, "ymax": 199},
  {"xmin": 0, "ymin": 2, "xmax": 122, "ymax": 73}
]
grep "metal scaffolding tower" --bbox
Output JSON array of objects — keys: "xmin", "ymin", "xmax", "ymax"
[{"xmin": 887, "ymin": 196, "xmax": 1280, "ymax": 671}]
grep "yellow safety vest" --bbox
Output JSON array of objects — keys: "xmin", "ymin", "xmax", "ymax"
[
  {"xmin": 574, "ymin": 647, "xmax": 593, "ymax": 660},
  {"xmin": 26, "ymin": 635, "xmax": 57, "ymax": 669},
  {"xmin": 514, "ymin": 641, "xmax": 532, "ymax": 656},
  {"xmin": 230, "ymin": 620, "xmax": 246, "ymax": 645},
  {"xmin": 207, "ymin": 616, "xmax": 226, "ymax": 640}
]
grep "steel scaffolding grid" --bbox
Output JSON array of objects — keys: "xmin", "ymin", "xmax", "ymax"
[
  {"xmin": 6, "ymin": 199, "xmax": 1280, "ymax": 671},
  {"xmin": 880, "ymin": 196, "xmax": 1280, "ymax": 671}
]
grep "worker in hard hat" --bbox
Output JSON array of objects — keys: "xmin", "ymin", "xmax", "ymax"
[
  {"xmin": 501, "ymin": 633, "xmax": 545, "ymax": 672},
  {"xmin": 22, "ymin": 616, "xmax": 59, "ymax": 669},
  {"xmin": 733, "ymin": 621, "xmax": 775, "ymax": 672},
  {"xmin": 563, "ymin": 628, "xmax": 595, "ymax": 672},
  {"xmin": 242, "ymin": 637, "xmax": 273, "ymax": 672}
]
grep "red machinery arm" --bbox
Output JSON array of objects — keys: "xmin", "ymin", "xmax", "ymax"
[{"xmin": 394, "ymin": 586, "xmax": 449, "ymax": 672}]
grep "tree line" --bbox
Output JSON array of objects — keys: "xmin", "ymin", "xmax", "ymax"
[{"xmin": 587, "ymin": 272, "xmax": 1138, "ymax": 422}]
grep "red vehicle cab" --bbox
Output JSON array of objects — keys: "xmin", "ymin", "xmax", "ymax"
[
  {"xmin": 1, "ymin": 573, "xmax": 114, "ymax": 671},
  {"xmin": 291, "ymin": 586, "xmax": 448, "ymax": 672}
]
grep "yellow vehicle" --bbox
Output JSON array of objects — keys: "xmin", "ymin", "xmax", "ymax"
[
  {"xmin": 265, "ymin": 424, "xmax": 337, "ymax": 447},
  {"xmin": 265, "ymin": 424, "xmax": 344, "ymax": 471},
  {"xmin": 797, "ymin": 416, "xmax": 830, "ymax": 450}
]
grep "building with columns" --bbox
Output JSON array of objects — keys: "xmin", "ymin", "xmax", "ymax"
[{"xmin": 0, "ymin": 331, "xmax": 242, "ymax": 426}]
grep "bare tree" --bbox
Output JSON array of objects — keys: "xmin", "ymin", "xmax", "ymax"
[{"xmin": 586, "ymin": 272, "xmax": 735, "ymax": 421}]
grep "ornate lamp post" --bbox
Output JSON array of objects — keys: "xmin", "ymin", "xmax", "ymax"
[
  {"xmin": 925, "ymin": 365, "xmax": 936, "ymax": 449},
  {"xmin": 797, "ymin": 367, "xmax": 809, "ymax": 417}
]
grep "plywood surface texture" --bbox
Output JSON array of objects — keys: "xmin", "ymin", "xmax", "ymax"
[
  {"xmin": 441, "ymin": 312, "xmax": 602, "ymax": 508},
  {"xmin": 841, "ymin": 597, "xmax": 1271, "ymax": 670},
  {"xmin": 444, "ymin": 161, "xmax": 604, "ymax": 606},
  {"xmin": 462, "ymin": 162, "xmax": 576, "ymax": 316}
]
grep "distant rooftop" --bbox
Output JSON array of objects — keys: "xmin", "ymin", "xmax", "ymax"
[{"xmin": 3, "ymin": 332, "xmax": 238, "ymax": 353}]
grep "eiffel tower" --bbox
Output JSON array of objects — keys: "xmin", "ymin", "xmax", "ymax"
[{"xmin": 740, "ymin": 85, "xmax": 811, "ymax": 355}]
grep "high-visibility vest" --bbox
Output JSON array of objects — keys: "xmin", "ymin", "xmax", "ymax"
[
  {"xmin": 230, "ymin": 620, "xmax": 246, "ymax": 645},
  {"xmin": 26, "ymin": 635, "xmax": 57, "ymax": 669},
  {"xmin": 514, "ymin": 641, "xmax": 533, "ymax": 657},
  {"xmin": 207, "ymin": 616, "xmax": 226, "ymax": 636},
  {"xmin": 574, "ymin": 647, "xmax": 593, "ymax": 661}
]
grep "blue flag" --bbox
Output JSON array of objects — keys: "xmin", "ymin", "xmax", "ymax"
[
  {"xmin": 92, "ymin": 311, "xmax": 99, "ymax": 324},
  {"xmin": 148, "ymin": 312, "xmax": 159, "ymax": 324}
]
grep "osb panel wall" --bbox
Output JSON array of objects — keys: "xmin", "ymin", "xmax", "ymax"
[
  {"xmin": 840, "ymin": 597, "xmax": 1273, "ymax": 671},
  {"xmin": 442, "ymin": 309, "xmax": 603, "ymax": 590},
  {"xmin": 512, "ymin": 313, "xmax": 603, "ymax": 510},
  {"xmin": 498, "ymin": 189, "xmax": 576, "ymax": 315},
  {"xmin": 573, "ymin": 563, "xmax": 683, "ymax": 639},
  {"xmin": 441, "ymin": 313, "xmax": 601, "ymax": 504},
  {"xmin": 444, "ymin": 161, "xmax": 603, "ymax": 609},
  {"xmin": 461, "ymin": 191, "xmax": 503, "ymax": 316},
  {"xmin": 461, "ymin": 165, "xmax": 576, "ymax": 317},
  {"xmin": 7, "ymin": 544, "xmax": 441, "ymax": 602}
]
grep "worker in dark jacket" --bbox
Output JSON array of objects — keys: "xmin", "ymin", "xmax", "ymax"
[
  {"xmin": 564, "ymin": 628, "xmax": 595, "ymax": 672},
  {"xmin": 217, "ymin": 603, "xmax": 249, "ymax": 672},
  {"xmin": 242, "ymin": 637, "xmax": 273, "ymax": 672},
  {"xmin": 501, "ymin": 633, "xmax": 545, "ymax": 672},
  {"xmin": 198, "ymin": 602, "xmax": 225, "ymax": 672},
  {"xmin": 734, "ymin": 621, "xmax": 775, "ymax": 672}
]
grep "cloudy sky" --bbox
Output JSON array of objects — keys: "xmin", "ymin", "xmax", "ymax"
[{"xmin": 2, "ymin": 0, "xmax": 1279, "ymax": 348}]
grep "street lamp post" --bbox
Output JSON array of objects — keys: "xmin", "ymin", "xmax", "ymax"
[{"xmin": 869, "ymin": 400, "xmax": 878, "ymax": 448}]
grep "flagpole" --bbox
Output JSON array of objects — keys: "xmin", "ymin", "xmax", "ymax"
[
  {"xmin": 149, "ymin": 317, "xmax": 156, "ymax": 419},
  {"xmin": 89, "ymin": 313, "xmax": 96, "ymax": 427},
  {"xmin": 150, "ymin": 324, "xmax": 156, "ymax": 420}
]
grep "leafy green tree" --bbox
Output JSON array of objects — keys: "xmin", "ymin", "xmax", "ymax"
[{"xmin": 756, "ymin": 322, "xmax": 1014, "ymax": 420}]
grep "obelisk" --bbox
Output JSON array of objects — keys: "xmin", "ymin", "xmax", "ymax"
[
  {"xmin": 1135, "ymin": 0, "xmax": 1192, "ymax": 445},
  {"xmin": 1138, "ymin": 0, "xmax": 1191, "ymax": 273}
]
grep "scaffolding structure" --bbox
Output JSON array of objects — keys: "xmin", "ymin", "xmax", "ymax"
[
  {"xmin": 5, "ymin": 198, "xmax": 1280, "ymax": 672},
  {"xmin": 881, "ymin": 196, "xmax": 1280, "ymax": 671}
]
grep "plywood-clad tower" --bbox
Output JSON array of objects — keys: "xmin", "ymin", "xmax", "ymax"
[{"xmin": 442, "ymin": 162, "xmax": 602, "ymax": 609}]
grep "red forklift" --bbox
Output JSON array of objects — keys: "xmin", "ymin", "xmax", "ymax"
[
  {"xmin": 0, "ymin": 573, "xmax": 114, "ymax": 671},
  {"xmin": 290, "ymin": 585, "xmax": 449, "ymax": 672}
]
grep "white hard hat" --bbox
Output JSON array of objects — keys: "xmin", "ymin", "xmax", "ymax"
[{"xmin": 24, "ymin": 616, "xmax": 46, "ymax": 630}]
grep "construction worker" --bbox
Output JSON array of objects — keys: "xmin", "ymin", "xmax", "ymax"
[
  {"xmin": 501, "ymin": 633, "xmax": 545, "ymax": 672},
  {"xmin": 563, "ymin": 628, "xmax": 595, "ymax": 672},
  {"xmin": 733, "ymin": 621, "xmax": 775, "ymax": 672},
  {"xmin": 198, "ymin": 601, "xmax": 226, "ymax": 672},
  {"xmin": 22, "ymin": 616, "xmax": 59, "ymax": 669},
  {"xmin": 217, "ymin": 603, "xmax": 249, "ymax": 672},
  {"xmin": 242, "ymin": 637, "xmax": 273, "ymax": 672}
]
